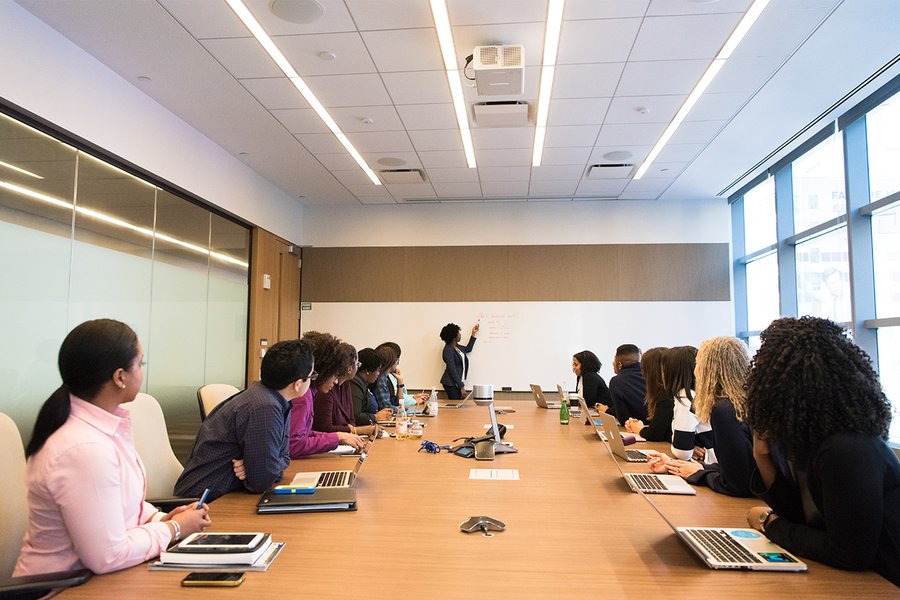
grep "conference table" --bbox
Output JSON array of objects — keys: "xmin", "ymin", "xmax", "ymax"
[{"xmin": 61, "ymin": 402, "xmax": 894, "ymax": 598}]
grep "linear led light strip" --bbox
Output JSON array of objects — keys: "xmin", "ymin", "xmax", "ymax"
[
  {"xmin": 633, "ymin": 0, "xmax": 770, "ymax": 179},
  {"xmin": 430, "ymin": 0, "xmax": 476, "ymax": 168},
  {"xmin": 0, "ymin": 159, "xmax": 44, "ymax": 179},
  {"xmin": 0, "ymin": 180, "xmax": 249, "ymax": 268},
  {"xmin": 224, "ymin": 0, "xmax": 381, "ymax": 185},
  {"xmin": 532, "ymin": 0, "xmax": 565, "ymax": 167}
]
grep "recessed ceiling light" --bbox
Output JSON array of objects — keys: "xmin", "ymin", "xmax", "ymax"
[
  {"xmin": 137, "ymin": 75, "xmax": 151, "ymax": 82},
  {"xmin": 636, "ymin": 107, "xmax": 650, "ymax": 115},
  {"xmin": 317, "ymin": 51, "xmax": 336, "ymax": 61},
  {"xmin": 269, "ymin": 0, "xmax": 324, "ymax": 24},
  {"xmin": 361, "ymin": 117, "xmax": 375, "ymax": 125},
  {"xmin": 239, "ymin": 152, "xmax": 249, "ymax": 156},
  {"xmin": 377, "ymin": 157, "xmax": 407, "ymax": 167},
  {"xmin": 603, "ymin": 150, "xmax": 633, "ymax": 161}
]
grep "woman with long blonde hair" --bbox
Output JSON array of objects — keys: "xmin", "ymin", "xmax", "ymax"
[{"xmin": 647, "ymin": 337, "xmax": 754, "ymax": 497}]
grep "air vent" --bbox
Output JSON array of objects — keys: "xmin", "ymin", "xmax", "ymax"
[
  {"xmin": 586, "ymin": 164, "xmax": 634, "ymax": 180},
  {"xmin": 473, "ymin": 101, "xmax": 529, "ymax": 127},
  {"xmin": 378, "ymin": 169, "xmax": 426, "ymax": 184},
  {"xmin": 472, "ymin": 45, "xmax": 525, "ymax": 96}
]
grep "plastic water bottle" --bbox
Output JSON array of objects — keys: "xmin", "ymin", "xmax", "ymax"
[
  {"xmin": 427, "ymin": 388, "xmax": 438, "ymax": 416},
  {"xmin": 559, "ymin": 397, "xmax": 570, "ymax": 425},
  {"xmin": 396, "ymin": 403, "xmax": 409, "ymax": 439}
]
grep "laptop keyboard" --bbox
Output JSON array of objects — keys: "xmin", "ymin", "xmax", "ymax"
[
  {"xmin": 686, "ymin": 529, "xmax": 761, "ymax": 564},
  {"xmin": 626, "ymin": 449, "xmax": 647, "ymax": 461},
  {"xmin": 630, "ymin": 473, "xmax": 665, "ymax": 491},
  {"xmin": 317, "ymin": 471, "xmax": 349, "ymax": 488}
]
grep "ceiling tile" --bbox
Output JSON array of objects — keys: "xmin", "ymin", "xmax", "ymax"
[
  {"xmin": 557, "ymin": 18, "xmax": 642, "ymax": 64},
  {"xmin": 478, "ymin": 166, "xmax": 532, "ymax": 182},
  {"xmin": 382, "ymin": 71, "xmax": 452, "ymax": 104},
  {"xmin": 547, "ymin": 98, "xmax": 611, "ymax": 126},
  {"xmin": 595, "ymin": 123, "xmax": 667, "ymax": 146},
  {"xmin": 315, "ymin": 153, "xmax": 360, "ymax": 170},
  {"xmin": 531, "ymin": 165, "xmax": 586, "ymax": 181},
  {"xmin": 275, "ymin": 32, "xmax": 376, "ymax": 76},
  {"xmin": 385, "ymin": 183, "xmax": 436, "ymax": 199},
  {"xmin": 345, "ymin": 0, "xmax": 434, "ymax": 30},
  {"xmin": 553, "ymin": 64, "xmax": 625, "ymax": 98},
  {"xmin": 656, "ymin": 143, "xmax": 705, "ymax": 162},
  {"xmin": 482, "ymin": 181, "xmax": 530, "ymax": 197},
  {"xmin": 357, "ymin": 195, "xmax": 398, "ymax": 204},
  {"xmin": 365, "ymin": 151, "xmax": 423, "ymax": 168},
  {"xmin": 564, "ymin": 0, "xmax": 650, "ymax": 19},
  {"xmin": 362, "ymin": 28, "xmax": 443, "ymax": 72},
  {"xmin": 424, "ymin": 167, "xmax": 480, "ymax": 183},
  {"xmin": 475, "ymin": 148, "xmax": 532, "ymax": 167},
  {"xmin": 529, "ymin": 180, "xmax": 579, "ymax": 195},
  {"xmin": 202, "ymin": 37, "xmax": 282, "ymax": 79},
  {"xmin": 448, "ymin": 0, "xmax": 549, "ymax": 25},
  {"xmin": 544, "ymin": 125, "xmax": 599, "ymax": 148},
  {"xmin": 640, "ymin": 161, "xmax": 689, "ymax": 178},
  {"xmin": 623, "ymin": 178, "xmax": 673, "ymax": 193},
  {"xmin": 331, "ymin": 169, "xmax": 375, "ymax": 185},
  {"xmin": 396, "ymin": 104, "xmax": 458, "ymax": 130},
  {"xmin": 588, "ymin": 145, "xmax": 651, "ymax": 165},
  {"xmin": 540, "ymin": 146, "xmax": 592, "ymax": 166},
  {"xmin": 471, "ymin": 127, "xmax": 534, "ymax": 149},
  {"xmin": 646, "ymin": 0, "xmax": 752, "ymax": 17},
  {"xmin": 329, "ymin": 105, "xmax": 404, "ymax": 132},
  {"xmin": 685, "ymin": 92, "xmax": 747, "ymax": 122},
  {"xmin": 346, "ymin": 131, "xmax": 414, "ymax": 152},
  {"xmin": 271, "ymin": 108, "xmax": 330, "ymax": 133},
  {"xmin": 706, "ymin": 55, "xmax": 784, "ymax": 94},
  {"xmin": 668, "ymin": 120, "xmax": 726, "ymax": 145},
  {"xmin": 304, "ymin": 73, "xmax": 393, "ymax": 106},
  {"xmin": 409, "ymin": 129, "xmax": 463, "ymax": 152},
  {"xmin": 630, "ymin": 14, "xmax": 744, "ymax": 61},
  {"xmin": 433, "ymin": 182, "xmax": 483, "ymax": 197},
  {"xmin": 575, "ymin": 179, "xmax": 630, "ymax": 196},
  {"xmin": 732, "ymin": 3, "xmax": 835, "ymax": 59},
  {"xmin": 159, "ymin": 0, "xmax": 247, "ymax": 37},
  {"xmin": 346, "ymin": 183, "xmax": 391, "ymax": 196},
  {"xmin": 241, "ymin": 78, "xmax": 310, "ymax": 109},
  {"xmin": 295, "ymin": 133, "xmax": 346, "ymax": 153},
  {"xmin": 616, "ymin": 60, "xmax": 709, "ymax": 96},
  {"xmin": 418, "ymin": 150, "xmax": 469, "ymax": 168},
  {"xmin": 605, "ymin": 95, "xmax": 684, "ymax": 124}
]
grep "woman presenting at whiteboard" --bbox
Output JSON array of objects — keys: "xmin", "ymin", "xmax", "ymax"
[{"xmin": 439, "ymin": 322, "xmax": 479, "ymax": 400}]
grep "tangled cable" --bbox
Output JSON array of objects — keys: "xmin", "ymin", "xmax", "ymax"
[{"xmin": 418, "ymin": 440, "xmax": 450, "ymax": 454}]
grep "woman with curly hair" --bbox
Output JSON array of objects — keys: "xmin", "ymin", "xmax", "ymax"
[
  {"xmin": 439, "ymin": 322, "xmax": 479, "ymax": 400},
  {"xmin": 646, "ymin": 337, "xmax": 754, "ymax": 497},
  {"xmin": 624, "ymin": 347, "xmax": 672, "ymax": 441},
  {"xmin": 745, "ymin": 317, "xmax": 899, "ymax": 586}
]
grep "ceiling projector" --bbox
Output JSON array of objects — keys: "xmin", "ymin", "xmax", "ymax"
[{"xmin": 472, "ymin": 45, "xmax": 525, "ymax": 96}]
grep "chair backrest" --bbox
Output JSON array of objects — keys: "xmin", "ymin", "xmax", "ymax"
[
  {"xmin": 0, "ymin": 412, "xmax": 28, "ymax": 578},
  {"xmin": 128, "ymin": 393, "xmax": 183, "ymax": 499},
  {"xmin": 197, "ymin": 383, "xmax": 239, "ymax": 420}
]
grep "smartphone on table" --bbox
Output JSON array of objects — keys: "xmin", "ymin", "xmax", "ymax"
[{"xmin": 181, "ymin": 572, "xmax": 245, "ymax": 587}]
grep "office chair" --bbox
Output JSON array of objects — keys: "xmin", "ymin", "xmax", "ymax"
[
  {"xmin": 197, "ymin": 383, "xmax": 239, "ymax": 420},
  {"xmin": 0, "ymin": 412, "xmax": 91, "ymax": 598},
  {"xmin": 128, "ymin": 393, "xmax": 197, "ymax": 512}
]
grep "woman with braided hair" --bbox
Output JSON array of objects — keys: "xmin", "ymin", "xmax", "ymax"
[{"xmin": 744, "ymin": 316, "xmax": 899, "ymax": 586}]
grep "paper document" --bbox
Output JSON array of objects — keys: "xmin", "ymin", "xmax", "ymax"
[{"xmin": 469, "ymin": 469, "xmax": 520, "ymax": 480}]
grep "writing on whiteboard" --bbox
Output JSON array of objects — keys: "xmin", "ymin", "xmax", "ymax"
[{"xmin": 479, "ymin": 312, "xmax": 515, "ymax": 344}]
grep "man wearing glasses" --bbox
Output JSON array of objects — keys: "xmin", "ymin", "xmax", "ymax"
[{"xmin": 175, "ymin": 339, "xmax": 316, "ymax": 502}]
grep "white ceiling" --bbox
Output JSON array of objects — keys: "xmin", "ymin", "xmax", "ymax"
[{"xmin": 11, "ymin": 0, "xmax": 900, "ymax": 206}]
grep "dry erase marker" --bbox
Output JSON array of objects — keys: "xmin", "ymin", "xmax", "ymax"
[{"xmin": 197, "ymin": 488, "xmax": 210, "ymax": 509}]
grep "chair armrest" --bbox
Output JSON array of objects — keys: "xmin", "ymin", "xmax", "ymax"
[
  {"xmin": 147, "ymin": 496, "xmax": 199, "ymax": 513},
  {"xmin": 0, "ymin": 568, "xmax": 92, "ymax": 599}
]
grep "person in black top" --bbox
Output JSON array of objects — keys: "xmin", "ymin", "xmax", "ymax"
[
  {"xmin": 608, "ymin": 344, "xmax": 647, "ymax": 424},
  {"xmin": 572, "ymin": 350, "xmax": 612, "ymax": 412},
  {"xmin": 624, "ymin": 347, "xmax": 671, "ymax": 441},
  {"xmin": 745, "ymin": 317, "xmax": 899, "ymax": 587}
]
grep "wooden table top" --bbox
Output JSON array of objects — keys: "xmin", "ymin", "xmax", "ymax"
[{"xmin": 61, "ymin": 403, "xmax": 894, "ymax": 599}]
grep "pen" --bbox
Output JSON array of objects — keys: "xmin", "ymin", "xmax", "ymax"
[{"xmin": 197, "ymin": 488, "xmax": 210, "ymax": 509}]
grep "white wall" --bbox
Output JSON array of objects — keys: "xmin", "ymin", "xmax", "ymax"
[
  {"xmin": 0, "ymin": 2, "xmax": 302, "ymax": 241},
  {"xmin": 302, "ymin": 198, "xmax": 730, "ymax": 247}
]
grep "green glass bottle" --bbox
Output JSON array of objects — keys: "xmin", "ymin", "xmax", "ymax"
[{"xmin": 559, "ymin": 396, "xmax": 570, "ymax": 425}]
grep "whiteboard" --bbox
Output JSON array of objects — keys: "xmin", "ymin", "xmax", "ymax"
[{"xmin": 299, "ymin": 301, "xmax": 734, "ymax": 392}]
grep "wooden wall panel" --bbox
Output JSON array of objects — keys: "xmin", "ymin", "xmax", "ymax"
[{"xmin": 300, "ymin": 243, "xmax": 730, "ymax": 303}]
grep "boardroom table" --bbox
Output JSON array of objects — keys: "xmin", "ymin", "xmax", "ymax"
[{"xmin": 61, "ymin": 402, "xmax": 895, "ymax": 598}]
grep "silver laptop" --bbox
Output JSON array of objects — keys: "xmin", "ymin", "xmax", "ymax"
[
  {"xmin": 440, "ymin": 390, "xmax": 473, "ymax": 409},
  {"xmin": 529, "ymin": 384, "xmax": 560, "ymax": 409},
  {"xmin": 289, "ymin": 453, "xmax": 367, "ymax": 489},
  {"xmin": 583, "ymin": 399, "xmax": 651, "ymax": 463},
  {"xmin": 641, "ymin": 490, "xmax": 806, "ymax": 571},
  {"xmin": 622, "ymin": 471, "xmax": 696, "ymax": 495}
]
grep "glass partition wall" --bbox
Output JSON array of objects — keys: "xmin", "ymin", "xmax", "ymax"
[{"xmin": 0, "ymin": 111, "xmax": 249, "ymax": 440}]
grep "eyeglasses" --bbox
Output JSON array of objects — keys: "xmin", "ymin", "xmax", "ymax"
[
  {"xmin": 301, "ymin": 370, "xmax": 318, "ymax": 382},
  {"xmin": 356, "ymin": 361, "xmax": 362, "ymax": 368}
]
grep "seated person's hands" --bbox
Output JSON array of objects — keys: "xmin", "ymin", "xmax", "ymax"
[
  {"xmin": 413, "ymin": 393, "xmax": 429, "ymax": 405},
  {"xmin": 595, "ymin": 403, "xmax": 609, "ymax": 413},
  {"xmin": 666, "ymin": 459, "xmax": 703, "ymax": 479},
  {"xmin": 645, "ymin": 451, "xmax": 671, "ymax": 473},
  {"xmin": 624, "ymin": 418, "xmax": 644, "ymax": 434},
  {"xmin": 337, "ymin": 431, "xmax": 368, "ymax": 451},
  {"xmin": 374, "ymin": 407, "xmax": 393, "ymax": 421},
  {"xmin": 692, "ymin": 446, "xmax": 707, "ymax": 462},
  {"xmin": 175, "ymin": 502, "xmax": 212, "ymax": 537},
  {"xmin": 232, "ymin": 458, "xmax": 246, "ymax": 481}
]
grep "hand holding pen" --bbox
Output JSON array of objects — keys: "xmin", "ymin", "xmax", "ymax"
[{"xmin": 163, "ymin": 487, "xmax": 212, "ymax": 540}]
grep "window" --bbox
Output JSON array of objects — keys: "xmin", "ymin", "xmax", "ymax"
[
  {"xmin": 792, "ymin": 134, "xmax": 846, "ymax": 233},
  {"xmin": 866, "ymin": 93, "xmax": 900, "ymax": 201},
  {"xmin": 795, "ymin": 227, "xmax": 851, "ymax": 323},
  {"xmin": 872, "ymin": 204, "xmax": 900, "ymax": 318},
  {"xmin": 743, "ymin": 177, "xmax": 776, "ymax": 253},
  {"xmin": 877, "ymin": 328, "xmax": 900, "ymax": 444},
  {"xmin": 746, "ymin": 253, "xmax": 779, "ymax": 332}
]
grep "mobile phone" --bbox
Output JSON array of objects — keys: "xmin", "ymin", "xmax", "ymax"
[{"xmin": 181, "ymin": 572, "xmax": 245, "ymax": 587}]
